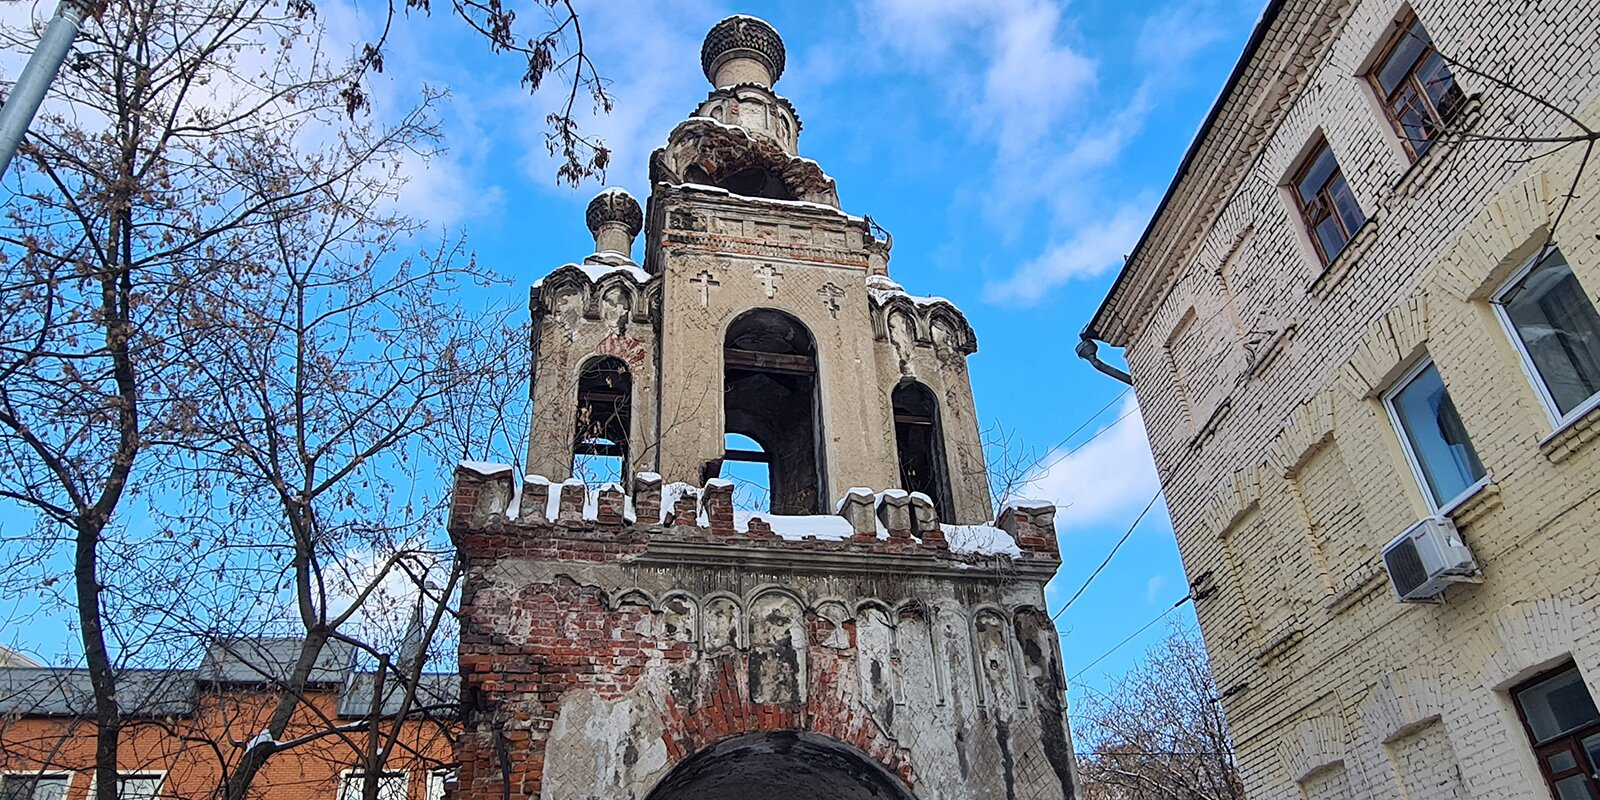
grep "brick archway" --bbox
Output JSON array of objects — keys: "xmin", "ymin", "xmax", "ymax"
[{"xmin": 646, "ymin": 730, "xmax": 917, "ymax": 800}]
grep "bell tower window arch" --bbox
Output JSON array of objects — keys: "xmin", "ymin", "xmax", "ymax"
[
  {"xmin": 573, "ymin": 356, "xmax": 632, "ymax": 483},
  {"xmin": 892, "ymin": 380, "xmax": 954, "ymax": 522},
  {"xmin": 722, "ymin": 309, "xmax": 825, "ymax": 514}
]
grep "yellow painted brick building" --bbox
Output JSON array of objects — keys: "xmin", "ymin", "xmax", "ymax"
[{"xmin": 1086, "ymin": 0, "xmax": 1600, "ymax": 797}]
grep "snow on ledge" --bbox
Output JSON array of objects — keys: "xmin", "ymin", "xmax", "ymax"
[
  {"xmin": 865, "ymin": 275, "xmax": 958, "ymax": 310},
  {"xmin": 943, "ymin": 523, "xmax": 1022, "ymax": 557},
  {"xmin": 531, "ymin": 261, "xmax": 652, "ymax": 290},
  {"xmin": 458, "ymin": 460, "xmax": 515, "ymax": 477}
]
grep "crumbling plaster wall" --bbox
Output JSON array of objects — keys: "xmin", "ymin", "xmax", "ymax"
[
  {"xmin": 525, "ymin": 270, "xmax": 660, "ymax": 480},
  {"xmin": 450, "ymin": 470, "xmax": 1078, "ymax": 800},
  {"xmin": 647, "ymin": 185, "xmax": 902, "ymax": 505}
]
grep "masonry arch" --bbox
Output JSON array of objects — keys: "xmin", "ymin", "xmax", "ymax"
[
  {"xmin": 574, "ymin": 355, "xmax": 631, "ymax": 482},
  {"xmin": 645, "ymin": 731, "xmax": 916, "ymax": 800},
  {"xmin": 891, "ymin": 380, "xmax": 954, "ymax": 522},
  {"xmin": 723, "ymin": 309, "xmax": 825, "ymax": 514}
]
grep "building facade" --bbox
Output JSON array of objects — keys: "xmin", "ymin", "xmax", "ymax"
[
  {"xmin": 1086, "ymin": 1, "xmax": 1600, "ymax": 798},
  {"xmin": 450, "ymin": 15, "xmax": 1078, "ymax": 800},
  {"xmin": 0, "ymin": 640, "xmax": 455, "ymax": 800}
]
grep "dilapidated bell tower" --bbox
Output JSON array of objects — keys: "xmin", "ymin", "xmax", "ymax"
[{"xmin": 453, "ymin": 15, "xmax": 1080, "ymax": 800}]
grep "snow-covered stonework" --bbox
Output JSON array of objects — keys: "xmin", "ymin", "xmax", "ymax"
[{"xmin": 450, "ymin": 465, "xmax": 1075, "ymax": 800}]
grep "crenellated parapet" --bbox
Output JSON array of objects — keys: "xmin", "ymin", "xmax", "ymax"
[{"xmin": 450, "ymin": 462, "xmax": 1059, "ymax": 565}]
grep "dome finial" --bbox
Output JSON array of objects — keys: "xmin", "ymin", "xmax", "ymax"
[
  {"xmin": 586, "ymin": 188, "xmax": 643, "ymax": 257},
  {"xmin": 700, "ymin": 15, "xmax": 786, "ymax": 87}
]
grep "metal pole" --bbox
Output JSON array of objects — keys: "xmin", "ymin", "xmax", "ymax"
[{"xmin": 0, "ymin": 0, "xmax": 86, "ymax": 180}]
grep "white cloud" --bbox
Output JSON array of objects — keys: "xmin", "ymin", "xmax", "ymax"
[
  {"xmin": 1017, "ymin": 396, "xmax": 1162, "ymax": 530},
  {"xmin": 982, "ymin": 203, "xmax": 1148, "ymax": 304},
  {"xmin": 1146, "ymin": 575, "xmax": 1166, "ymax": 604}
]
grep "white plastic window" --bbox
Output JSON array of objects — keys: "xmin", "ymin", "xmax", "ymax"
[
  {"xmin": 115, "ymin": 775, "xmax": 162, "ymax": 800},
  {"xmin": 339, "ymin": 772, "xmax": 407, "ymax": 800},
  {"xmin": 1493, "ymin": 247, "xmax": 1600, "ymax": 426},
  {"xmin": 1384, "ymin": 359, "xmax": 1486, "ymax": 511}
]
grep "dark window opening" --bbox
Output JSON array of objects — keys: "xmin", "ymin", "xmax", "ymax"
[
  {"xmin": 683, "ymin": 164, "xmax": 795, "ymax": 201},
  {"xmin": 1513, "ymin": 664, "xmax": 1600, "ymax": 799},
  {"xmin": 892, "ymin": 381, "xmax": 954, "ymax": 522},
  {"xmin": 574, "ymin": 356, "xmax": 631, "ymax": 484},
  {"xmin": 1370, "ymin": 15, "xmax": 1465, "ymax": 159},
  {"xmin": 722, "ymin": 433, "xmax": 771, "ymax": 512},
  {"xmin": 1292, "ymin": 139, "xmax": 1366, "ymax": 266},
  {"xmin": 723, "ymin": 309, "xmax": 824, "ymax": 515}
]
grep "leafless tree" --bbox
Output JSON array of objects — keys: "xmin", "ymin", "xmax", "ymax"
[
  {"xmin": 1073, "ymin": 624, "xmax": 1244, "ymax": 800},
  {"xmin": 0, "ymin": 1, "xmax": 523, "ymax": 798}
]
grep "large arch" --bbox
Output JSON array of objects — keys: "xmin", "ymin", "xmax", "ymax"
[
  {"xmin": 645, "ymin": 731, "xmax": 916, "ymax": 800},
  {"xmin": 723, "ymin": 309, "xmax": 825, "ymax": 514}
]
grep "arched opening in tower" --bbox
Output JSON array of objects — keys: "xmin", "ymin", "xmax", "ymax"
[
  {"xmin": 684, "ymin": 164, "xmax": 797, "ymax": 201},
  {"xmin": 573, "ymin": 356, "xmax": 631, "ymax": 484},
  {"xmin": 721, "ymin": 432, "xmax": 771, "ymax": 511},
  {"xmin": 645, "ymin": 731, "xmax": 917, "ymax": 800},
  {"xmin": 892, "ymin": 381, "xmax": 953, "ymax": 522},
  {"xmin": 723, "ymin": 309, "xmax": 824, "ymax": 515}
]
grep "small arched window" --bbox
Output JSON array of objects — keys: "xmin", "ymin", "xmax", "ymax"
[
  {"xmin": 722, "ymin": 310, "xmax": 824, "ymax": 514},
  {"xmin": 892, "ymin": 381, "xmax": 953, "ymax": 522},
  {"xmin": 573, "ymin": 356, "xmax": 631, "ymax": 484}
]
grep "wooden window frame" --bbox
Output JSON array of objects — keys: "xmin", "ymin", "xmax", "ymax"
[
  {"xmin": 1290, "ymin": 139, "xmax": 1365, "ymax": 267},
  {"xmin": 1367, "ymin": 13, "xmax": 1464, "ymax": 159},
  {"xmin": 1512, "ymin": 663, "xmax": 1600, "ymax": 799}
]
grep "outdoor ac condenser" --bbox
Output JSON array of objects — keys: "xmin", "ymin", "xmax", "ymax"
[{"xmin": 1382, "ymin": 515, "xmax": 1479, "ymax": 602}]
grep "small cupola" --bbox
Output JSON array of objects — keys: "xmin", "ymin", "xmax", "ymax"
[
  {"xmin": 700, "ymin": 15, "xmax": 786, "ymax": 88},
  {"xmin": 585, "ymin": 188, "xmax": 643, "ymax": 260}
]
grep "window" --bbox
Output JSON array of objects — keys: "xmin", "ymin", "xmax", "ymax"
[
  {"xmin": 1514, "ymin": 665, "xmax": 1600, "ymax": 799},
  {"xmin": 572, "ymin": 356, "xmax": 631, "ymax": 484},
  {"xmin": 114, "ymin": 776, "xmax": 161, "ymax": 800},
  {"xmin": 1493, "ymin": 247, "xmax": 1600, "ymax": 425},
  {"xmin": 1370, "ymin": 15, "xmax": 1464, "ymax": 158},
  {"xmin": 723, "ymin": 309, "xmax": 824, "ymax": 515},
  {"xmin": 339, "ymin": 772, "xmax": 408, "ymax": 800},
  {"xmin": 1385, "ymin": 359, "xmax": 1486, "ymax": 510},
  {"xmin": 1292, "ymin": 140, "xmax": 1366, "ymax": 265},
  {"xmin": 892, "ymin": 381, "xmax": 954, "ymax": 522},
  {"xmin": 0, "ymin": 775, "xmax": 70, "ymax": 800}
]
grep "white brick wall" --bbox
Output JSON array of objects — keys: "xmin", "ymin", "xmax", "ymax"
[{"xmin": 1092, "ymin": 0, "xmax": 1600, "ymax": 797}]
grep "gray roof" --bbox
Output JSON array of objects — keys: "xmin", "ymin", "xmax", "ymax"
[
  {"xmin": 336, "ymin": 671, "xmax": 458, "ymax": 718},
  {"xmin": 0, "ymin": 639, "xmax": 458, "ymax": 719},
  {"xmin": 197, "ymin": 638, "xmax": 356, "ymax": 686},
  {"xmin": 0, "ymin": 668, "xmax": 197, "ymax": 717}
]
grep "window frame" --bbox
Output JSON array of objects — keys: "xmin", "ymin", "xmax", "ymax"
[
  {"xmin": 84, "ymin": 772, "xmax": 165, "ymax": 800},
  {"xmin": 1511, "ymin": 663, "xmax": 1600, "ymax": 800},
  {"xmin": 1381, "ymin": 357, "xmax": 1489, "ymax": 514},
  {"xmin": 337, "ymin": 770, "xmax": 409, "ymax": 800},
  {"xmin": 0, "ymin": 772, "xmax": 74, "ymax": 800},
  {"xmin": 1491, "ymin": 245, "xmax": 1600, "ymax": 433},
  {"xmin": 1289, "ymin": 139, "xmax": 1365, "ymax": 267},
  {"xmin": 1366, "ymin": 13, "xmax": 1464, "ymax": 160}
]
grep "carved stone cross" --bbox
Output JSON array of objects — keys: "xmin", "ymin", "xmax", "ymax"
[
  {"xmin": 691, "ymin": 270, "xmax": 720, "ymax": 308},
  {"xmin": 818, "ymin": 282, "xmax": 845, "ymax": 318},
  {"xmin": 753, "ymin": 263, "xmax": 783, "ymax": 299}
]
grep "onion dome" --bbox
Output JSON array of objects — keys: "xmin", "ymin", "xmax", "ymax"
[
  {"xmin": 585, "ymin": 188, "xmax": 643, "ymax": 239},
  {"xmin": 700, "ymin": 15, "xmax": 786, "ymax": 86}
]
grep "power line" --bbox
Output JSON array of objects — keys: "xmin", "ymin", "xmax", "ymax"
[
  {"xmin": 1039, "ymin": 387, "xmax": 1128, "ymax": 455},
  {"xmin": 1051, "ymin": 490, "xmax": 1163, "ymax": 621},
  {"xmin": 1067, "ymin": 595, "xmax": 1193, "ymax": 683}
]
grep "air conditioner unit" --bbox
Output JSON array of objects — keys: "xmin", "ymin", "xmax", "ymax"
[{"xmin": 1382, "ymin": 516, "xmax": 1479, "ymax": 602}]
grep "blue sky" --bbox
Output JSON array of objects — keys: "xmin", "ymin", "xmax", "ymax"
[{"xmin": 1, "ymin": 0, "xmax": 1265, "ymax": 710}]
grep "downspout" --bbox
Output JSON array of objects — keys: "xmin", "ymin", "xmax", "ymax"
[{"xmin": 1075, "ymin": 328, "xmax": 1131, "ymax": 385}]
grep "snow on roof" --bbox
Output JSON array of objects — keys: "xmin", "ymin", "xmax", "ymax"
[
  {"xmin": 865, "ymin": 275, "xmax": 957, "ymax": 309},
  {"xmin": 531, "ymin": 261, "xmax": 652, "ymax": 290},
  {"xmin": 459, "ymin": 460, "xmax": 515, "ymax": 477}
]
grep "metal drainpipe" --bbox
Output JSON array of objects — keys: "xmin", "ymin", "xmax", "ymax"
[
  {"xmin": 1075, "ymin": 329, "xmax": 1132, "ymax": 385},
  {"xmin": 0, "ymin": 0, "xmax": 88, "ymax": 180}
]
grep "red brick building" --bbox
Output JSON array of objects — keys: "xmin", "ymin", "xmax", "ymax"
[{"xmin": 0, "ymin": 640, "xmax": 455, "ymax": 800}]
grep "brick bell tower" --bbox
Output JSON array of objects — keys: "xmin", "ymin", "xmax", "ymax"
[{"xmin": 450, "ymin": 15, "xmax": 1080, "ymax": 800}]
